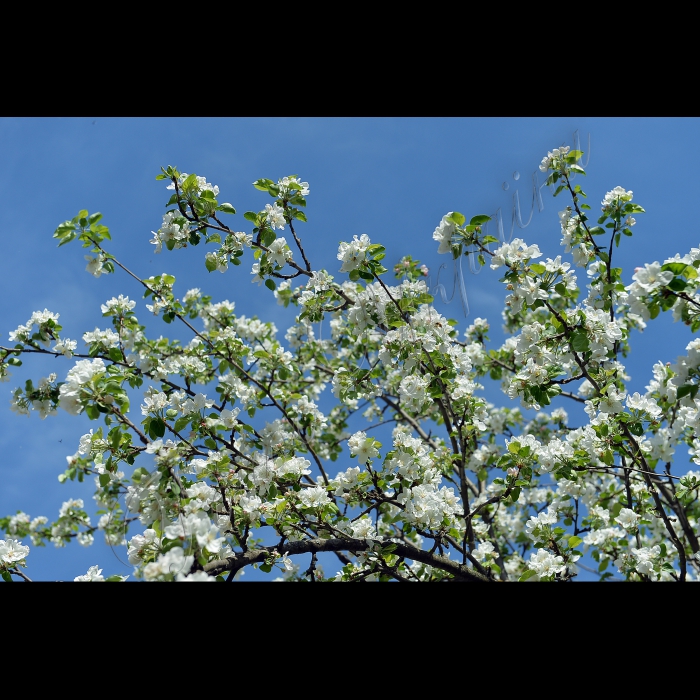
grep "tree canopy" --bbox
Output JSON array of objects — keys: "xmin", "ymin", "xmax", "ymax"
[{"xmin": 2, "ymin": 141, "xmax": 700, "ymax": 582}]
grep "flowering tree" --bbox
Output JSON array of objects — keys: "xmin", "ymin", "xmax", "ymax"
[{"xmin": 2, "ymin": 145, "xmax": 700, "ymax": 583}]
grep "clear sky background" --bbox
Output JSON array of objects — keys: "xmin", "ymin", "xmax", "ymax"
[{"xmin": 1, "ymin": 117, "xmax": 698, "ymax": 581}]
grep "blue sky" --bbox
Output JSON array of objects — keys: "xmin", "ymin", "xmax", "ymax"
[{"xmin": 1, "ymin": 117, "xmax": 699, "ymax": 581}]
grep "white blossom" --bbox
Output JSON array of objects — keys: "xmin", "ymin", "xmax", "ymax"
[
  {"xmin": 74, "ymin": 565, "xmax": 105, "ymax": 582},
  {"xmin": 0, "ymin": 538, "xmax": 30, "ymax": 565}
]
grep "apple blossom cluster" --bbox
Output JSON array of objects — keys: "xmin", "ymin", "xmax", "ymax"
[
  {"xmin": 338, "ymin": 234, "xmax": 371, "ymax": 273},
  {"xmin": 0, "ymin": 538, "xmax": 30, "ymax": 569},
  {"xmin": 8, "ymin": 309, "xmax": 61, "ymax": 347},
  {"xmin": 276, "ymin": 176, "xmax": 310, "ymax": 199},
  {"xmin": 3, "ymin": 147, "xmax": 700, "ymax": 583},
  {"xmin": 10, "ymin": 373, "xmax": 59, "ymax": 419},
  {"xmin": 622, "ymin": 247, "xmax": 700, "ymax": 330},
  {"xmin": 432, "ymin": 213, "xmax": 457, "ymax": 255},
  {"xmin": 489, "ymin": 239, "xmax": 542, "ymax": 271},
  {"xmin": 539, "ymin": 145, "xmax": 571, "ymax": 173},
  {"xmin": 265, "ymin": 203, "xmax": 286, "ymax": 231},
  {"xmin": 58, "ymin": 358, "xmax": 107, "ymax": 416},
  {"xmin": 527, "ymin": 548, "xmax": 567, "ymax": 578},
  {"xmin": 85, "ymin": 254, "xmax": 108, "ymax": 278},
  {"xmin": 559, "ymin": 207, "xmax": 595, "ymax": 268},
  {"xmin": 74, "ymin": 565, "xmax": 105, "ymax": 581},
  {"xmin": 101, "ymin": 294, "xmax": 136, "ymax": 315},
  {"xmin": 601, "ymin": 186, "xmax": 633, "ymax": 213},
  {"xmin": 150, "ymin": 211, "xmax": 193, "ymax": 253},
  {"xmin": 166, "ymin": 172, "xmax": 219, "ymax": 198}
]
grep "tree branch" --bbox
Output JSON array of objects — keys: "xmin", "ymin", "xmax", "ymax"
[{"xmin": 204, "ymin": 537, "xmax": 492, "ymax": 582}]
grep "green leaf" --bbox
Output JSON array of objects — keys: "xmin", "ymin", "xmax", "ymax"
[
  {"xmin": 131, "ymin": 467, "xmax": 150, "ymax": 481},
  {"xmin": 444, "ymin": 211, "xmax": 465, "ymax": 226},
  {"xmin": 54, "ymin": 224, "xmax": 76, "ymax": 240},
  {"xmin": 253, "ymin": 179, "xmax": 273, "ymax": 192},
  {"xmin": 519, "ymin": 569, "xmax": 537, "ymax": 582},
  {"xmin": 676, "ymin": 384, "xmax": 696, "ymax": 399},
  {"xmin": 265, "ymin": 279, "xmax": 276, "ymax": 291},
  {"xmin": 662, "ymin": 262, "xmax": 687, "ymax": 276},
  {"xmin": 244, "ymin": 211, "xmax": 259, "ymax": 223},
  {"xmin": 57, "ymin": 232, "xmax": 77, "ymax": 247},
  {"xmin": 99, "ymin": 473, "xmax": 111, "ymax": 488},
  {"xmin": 85, "ymin": 404, "xmax": 100, "ymax": 420},
  {"xmin": 217, "ymin": 203, "xmax": 236, "ymax": 214},
  {"xmin": 568, "ymin": 535, "xmax": 583, "ymax": 548},
  {"xmin": 571, "ymin": 329, "xmax": 590, "ymax": 353},
  {"xmin": 182, "ymin": 173, "xmax": 197, "ymax": 190},
  {"xmin": 529, "ymin": 263, "xmax": 546, "ymax": 275},
  {"xmin": 668, "ymin": 278, "xmax": 687, "ymax": 292},
  {"xmin": 469, "ymin": 215, "xmax": 491, "ymax": 226},
  {"xmin": 174, "ymin": 416, "xmax": 190, "ymax": 433}
]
